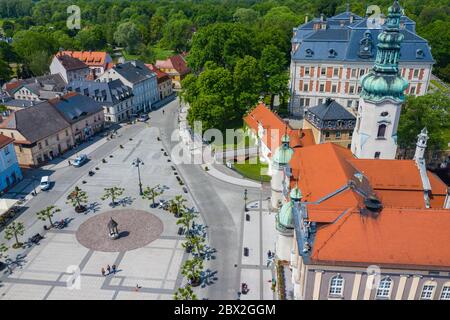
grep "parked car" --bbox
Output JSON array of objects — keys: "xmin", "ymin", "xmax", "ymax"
[
  {"xmin": 40, "ymin": 176, "xmax": 51, "ymax": 191},
  {"xmin": 73, "ymin": 154, "xmax": 88, "ymax": 167},
  {"xmin": 138, "ymin": 114, "xmax": 149, "ymax": 122}
]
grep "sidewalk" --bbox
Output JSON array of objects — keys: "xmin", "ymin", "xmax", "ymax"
[{"xmin": 201, "ymin": 164, "xmax": 261, "ymax": 188}]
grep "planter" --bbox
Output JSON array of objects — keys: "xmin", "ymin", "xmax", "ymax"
[
  {"xmin": 189, "ymin": 277, "xmax": 201, "ymax": 287},
  {"xmin": 75, "ymin": 205, "xmax": 86, "ymax": 213},
  {"xmin": 12, "ymin": 242, "xmax": 23, "ymax": 249}
]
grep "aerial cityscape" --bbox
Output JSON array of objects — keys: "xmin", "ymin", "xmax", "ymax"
[{"xmin": 0, "ymin": 0, "xmax": 449, "ymax": 304}]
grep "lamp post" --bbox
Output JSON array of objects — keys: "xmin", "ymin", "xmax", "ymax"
[
  {"xmin": 132, "ymin": 158, "xmax": 144, "ymax": 196},
  {"xmin": 244, "ymin": 189, "xmax": 248, "ymax": 212}
]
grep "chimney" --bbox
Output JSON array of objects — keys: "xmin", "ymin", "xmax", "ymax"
[
  {"xmin": 320, "ymin": 13, "xmax": 324, "ymax": 22},
  {"xmin": 305, "ymin": 15, "xmax": 309, "ymax": 23},
  {"xmin": 350, "ymin": 15, "xmax": 354, "ymax": 24}
]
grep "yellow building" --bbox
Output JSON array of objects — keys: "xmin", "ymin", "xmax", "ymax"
[{"xmin": 155, "ymin": 55, "xmax": 190, "ymax": 89}]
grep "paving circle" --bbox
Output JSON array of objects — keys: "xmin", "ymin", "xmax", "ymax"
[{"xmin": 76, "ymin": 209, "xmax": 164, "ymax": 252}]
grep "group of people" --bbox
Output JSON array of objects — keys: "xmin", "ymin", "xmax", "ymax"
[{"xmin": 101, "ymin": 264, "xmax": 117, "ymax": 276}]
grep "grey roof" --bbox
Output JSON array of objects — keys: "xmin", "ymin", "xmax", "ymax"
[
  {"xmin": 292, "ymin": 11, "xmax": 433, "ymax": 64},
  {"xmin": 308, "ymin": 98, "xmax": 355, "ymax": 121},
  {"xmin": 66, "ymin": 79, "xmax": 133, "ymax": 105},
  {"xmin": 113, "ymin": 60, "xmax": 156, "ymax": 84},
  {"xmin": 0, "ymin": 102, "xmax": 69, "ymax": 144},
  {"xmin": 10, "ymin": 74, "xmax": 66, "ymax": 99},
  {"xmin": 56, "ymin": 55, "xmax": 89, "ymax": 71},
  {"xmin": 2, "ymin": 99, "xmax": 37, "ymax": 109},
  {"xmin": 49, "ymin": 93, "xmax": 103, "ymax": 124}
]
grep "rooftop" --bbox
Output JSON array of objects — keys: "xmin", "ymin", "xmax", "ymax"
[
  {"xmin": 0, "ymin": 134, "xmax": 14, "ymax": 149},
  {"xmin": 155, "ymin": 55, "xmax": 190, "ymax": 75},
  {"xmin": 113, "ymin": 61, "xmax": 156, "ymax": 85},
  {"xmin": 57, "ymin": 51, "xmax": 110, "ymax": 67},
  {"xmin": 55, "ymin": 55, "xmax": 89, "ymax": 72},
  {"xmin": 48, "ymin": 92, "xmax": 103, "ymax": 123}
]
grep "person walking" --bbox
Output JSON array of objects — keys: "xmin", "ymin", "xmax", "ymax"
[
  {"xmin": 101, "ymin": 268, "xmax": 106, "ymax": 276},
  {"xmin": 106, "ymin": 264, "xmax": 111, "ymax": 275},
  {"xmin": 68, "ymin": 160, "xmax": 71, "ymax": 166},
  {"xmin": 112, "ymin": 264, "xmax": 117, "ymax": 274},
  {"xmin": 162, "ymin": 109, "xmax": 165, "ymax": 115}
]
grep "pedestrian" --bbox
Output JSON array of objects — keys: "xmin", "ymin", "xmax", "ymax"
[
  {"xmin": 106, "ymin": 264, "xmax": 111, "ymax": 275},
  {"xmin": 101, "ymin": 268, "xmax": 105, "ymax": 276},
  {"xmin": 68, "ymin": 160, "xmax": 71, "ymax": 166},
  {"xmin": 267, "ymin": 250, "xmax": 272, "ymax": 259},
  {"xmin": 162, "ymin": 109, "xmax": 165, "ymax": 115},
  {"xmin": 135, "ymin": 284, "xmax": 141, "ymax": 292},
  {"xmin": 112, "ymin": 264, "xmax": 117, "ymax": 274}
]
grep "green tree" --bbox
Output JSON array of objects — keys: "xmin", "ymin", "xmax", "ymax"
[
  {"xmin": 149, "ymin": 15, "xmax": 166, "ymax": 44},
  {"xmin": 36, "ymin": 205, "xmax": 61, "ymax": 227},
  {"xmin": 138, "ymin": 44, "xmax": 156, "ymax": 63},
  {"xmin": 0, "ymin": 42, "xmax": 17, "ymax": 62},
  {"xmin": 259, "ymin": 45, "xmax": 289, "ymax": 109},
  {"xmin": 160, "ymin": 18, "xmax": 193, "ymax": 52},
  {"xmin": 0, "ymin": 243, "xmax": 8, "ymax": 263},
  {"xmin": 168, "ymin": 195, "xmax": 188, "ymax": 217},
  {"xmin": 398, "ymin": 92, "xmax": 450, "ymax": 152},
  {"xmin": 142, "ymin": 184, "xmax": 164, "ymax": 207},
  {"xmin": 4, "ymin": 221, "xmax": 25, "ymax": 249},
  {"xmin": 0, "ymin": 59, "xmax": 12, "ymax": 84},
  {"xmin": 176, "ymin": 209, "xmax": 198, "ymax": 236},
  {"xmin": 101, "ymin": 187, "xmax": 125, "ymax": 207},
  {"xmin": 181, "ymin": 257, "xmax": 204, "ymax": 285},
  {"xmin": 66, "ymin": 186, "xmax": 88, "ymax": 212},
  {"xmin": 75, "ymin": 26, "xmax": 107, "ymax": 51},
  {"xmin": 114, "ymin": 22, "xmax": 142, "ymax": 54},
  {"xmin": 173, "ymin": 284, "xmax": 198, "ymax": 300},
  {"xmin": 233, "ymin": 55, "xmax": 263, "ymax": 114},
  {"xmin": 233, "ymin": 8, "xmax": 259, "ymax": 24}
]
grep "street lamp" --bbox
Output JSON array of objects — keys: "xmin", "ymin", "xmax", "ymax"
[
  {"xmin": 132, "ymin": 157, "xmax": 144, "ymax": 196},
  {"xmin": 244, "ymin": 189, "xmax": 248, "ymax": 212}
]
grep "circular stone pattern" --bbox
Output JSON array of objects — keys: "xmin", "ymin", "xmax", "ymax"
[{"xmin": 76, "ymin": 209, "xmax": 164, "ymax": 252}]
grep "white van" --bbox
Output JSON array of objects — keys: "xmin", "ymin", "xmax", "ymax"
[{"xmin": 40, "ymin": 176, "xmax": 51, "ymax": 191}]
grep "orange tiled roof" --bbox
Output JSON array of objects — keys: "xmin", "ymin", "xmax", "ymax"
[
  {"xmin": 145, "ymin": 64, "xmax": 170, "ymax": 83},
  {"xmin": 0, "ymin": 134, "xmax": 14, "ymax": 149},
  {"xmin": 57, "ymin": 51, "xmax": 109, "ymax": 67},
  {"xmin": 155, "ymin": 55, "xmax": 190, "ymax": 75},
  {"xmin": 311, "ymin": 207, "xmax": 450, "ymax": 269},
  {"xmin": 244, "ymin": 103, "xmax": 315, "ymax": 151}
]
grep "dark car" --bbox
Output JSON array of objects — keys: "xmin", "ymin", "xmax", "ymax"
[{"xmin": 73, "ymin": 154, "xmax": 88, "ymax": 167}]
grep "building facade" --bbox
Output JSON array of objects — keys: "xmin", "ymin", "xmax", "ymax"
[
  {"xmin": 155, "ymin": 55, "xmax": 190, "ymax": 89},
  {"xmin": 0, "ymin": 134, "xmax": 22, "ymax": 192},
  {"xmin": 289, "ymin": 8, "xmax": 434, "ymax": 117},
  {"xmin": 145, "ymin": 64, "xmax": 173, "ymax": 100},
  {"xmin": 303, "ymin": 98, "xmax": 356, "ymax": 148},
  {"xmin": 0, "ymin": 102, "xmax": 73, "ymax": 167},
  {"xmin": 56, "ymin": 51, "xmax": 113, "ymax": 77},
  {"xmin": 66, "ymin": 79, "xmax": 133, "ymax": 123},
  {"xmin": 98, "ymin": 61, "xmax": 158, "ymax": 113},
  {"xmin": 50, "ymin": 55, "xmax": 90, "ymax": 84}
]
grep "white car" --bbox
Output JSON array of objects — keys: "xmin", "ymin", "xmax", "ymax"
[{"xmin": 39, "ymin": 176, "xmax": 51, "ymax": 191}]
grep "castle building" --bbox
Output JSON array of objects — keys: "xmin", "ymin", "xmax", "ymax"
[
  {"xmin": 351, "ymin": 0, "xmax": 409, "ymax": 159},
  {"xmin": 289, "ymin": 5, "xmax": 433, "ymax": 117}
]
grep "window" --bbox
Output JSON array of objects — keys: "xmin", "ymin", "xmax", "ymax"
[
  {"xmin": 351, "ymin": 69, "xmax": 357, "ymax": 78},
  {"xmin": 45, "ymin": 139, "xmax": 49, "ymax": 146},
  {"xmin": 333, "ymin": 68, "xmax": 339, "ymax": 77},
  {"xmin": 329, "ymin": 275, "xmax": 344, "ymax": 296},
  {"xmin": 440, "ymin": 285, "xmax": 450, "ymax": 300},
  {"xmin": 305, "ymin": 67, "xmax": 310, "ymax": 76},
  {"xmin": 413, "ymin": 69, "xmax": 419, "ymax": 78},
  {"xmin": 349, "ymin": 131, "xmax": 353, "ymax": 137},
  {"xmin": 319, "ymin": 83, "xmax": 325, "ymax": 92},
  {"xmin": 303, "ymin": 83, "xmax": 309, "ymax": 91},
  {"xmin": 321, "ymin": 68, "xmax": 326, "ymax": 76},
  {"xmin": 335, "ymin": 131, "xmax": 341, "ymax": 139},
  {"xmin": 349, "ymin": 85, "xmax": 355, "ymax": 94},
  {"xmin": 4, "ymin": 145, "xmax": 10, "ymax": 155},
  {"xmin": 38, "ymin": 142, "xmax": 42, "ymax": 150},
  {"xmin": 65, "ymin": 130, "xmax": 69, "ymax": 137},
  {"xmin": 376, "ymin": 277, "xmax": 392, "ymax": 299},
  {"xmin": 325, "ymin": 131, "xmax": 330, "ymax": 138},
  {"xmin": 380, "ymin": 111, "xmax": 388, "ymax": 117},
  {"xmin": 410, "ymin": 86, "xmax": 416, "ymax": 95},
  {"xmin": 56, "ymin": 134, "xmax": 60, "ymax": 141},
  {"xmin": 374, "ymin": 151, "xmax": 381, "ymax": 159},
  {"xmin": 347, "ymin": 100, "xmax": 353, "ymax": 108},
  {"xmin": 420, "ymin": 282, "xmax": 436, "ymax": 300},
  {"xmin": 377, "ymin": 124, "xmax": 387, "ymax": 138},
  {"xmin": 331, "ymin": 84, "xmax": 337, "ymax": 93},
  {"xmin": 359, "ymin": 69, "xmax": 365, "ymax": 76}
]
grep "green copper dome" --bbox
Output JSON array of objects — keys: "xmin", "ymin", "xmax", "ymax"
[
  {"xmin": 276, "ymin": 201, "xmax": 294, "ymax": 234},
  {"xmin": 272, "ymin": 134, "xmax": 293, "ymax": 166},
  {"xmin": 290, "ymin": 187, "xmax": 302, "ymax": 201},
  {"xmin": 360, "ymin": 0, "xmax": 408, "ymax": 103}
]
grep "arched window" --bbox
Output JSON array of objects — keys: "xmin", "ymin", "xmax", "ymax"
[
  {"xmin": 420, "ymin": 281, "xmax": 437, "ymax": 300},
  {"xmin": 377, "ymin": 124, "xmax": 387, "ymax": 138},
  {"xmin": 376, "ymin": 277, "xmax": 393, "ymax": 299},
  {"xmin": 329, "ymin": 275, "xmax": 344, "ymax": 296},
  {"xmin": 374, "ymin": 151, "xmax": 381, "ymax": 159},
  {"xmin": 440, "ymin": 282, "xmax": 450, "ymax": 300}
]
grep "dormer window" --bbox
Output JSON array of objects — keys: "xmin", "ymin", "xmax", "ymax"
[
  {"xmin": 305, "ymin": 49, "xmax": 314, "ymax": 57},
  {"xmin": 416, "ymin": 49, "xmax": 424, "ymax": 59},
  {"xmin": 328, "ymin": 49, "xmax": 337, "ymax": 58}
]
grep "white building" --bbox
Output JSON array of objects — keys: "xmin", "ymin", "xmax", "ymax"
[{"xmin": 50, "ymin": 55, "xmax": 90, "ymax": 84}]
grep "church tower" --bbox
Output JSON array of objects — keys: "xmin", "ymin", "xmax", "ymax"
[{"xmin": 351, "ymin": 0, "xmax": 409, "ymax": 159}]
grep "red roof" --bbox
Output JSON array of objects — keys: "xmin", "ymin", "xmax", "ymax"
[
  {"xmin": 155, "ymin": 55, "xmax": 190, "ymax": 75},
  {"xmin": 56, "ymin": 51, "xmax": 109, "ymax": 67},
  {"xmin": 0, "ymin": 134, "xmax": 14, "ymax": 149},
  {"xmin": 145, "ymin": 64, "xmax": 170, "ymax": 83},
  {"xmin": 244, "ymin": 103, "xmax": 315, "ymax": 152},
  {"xmin": 311, "ymin": 207, "xmax": 450, "ymax": 269}
]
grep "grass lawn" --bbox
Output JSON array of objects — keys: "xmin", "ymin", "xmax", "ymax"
[
  {"xmin": 233, "ymin": 159, "xmax": 271, "ymax": 182},
  {"xmin": 430, "ymin": 79, "xmax": 449, "ymax": 93}
]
